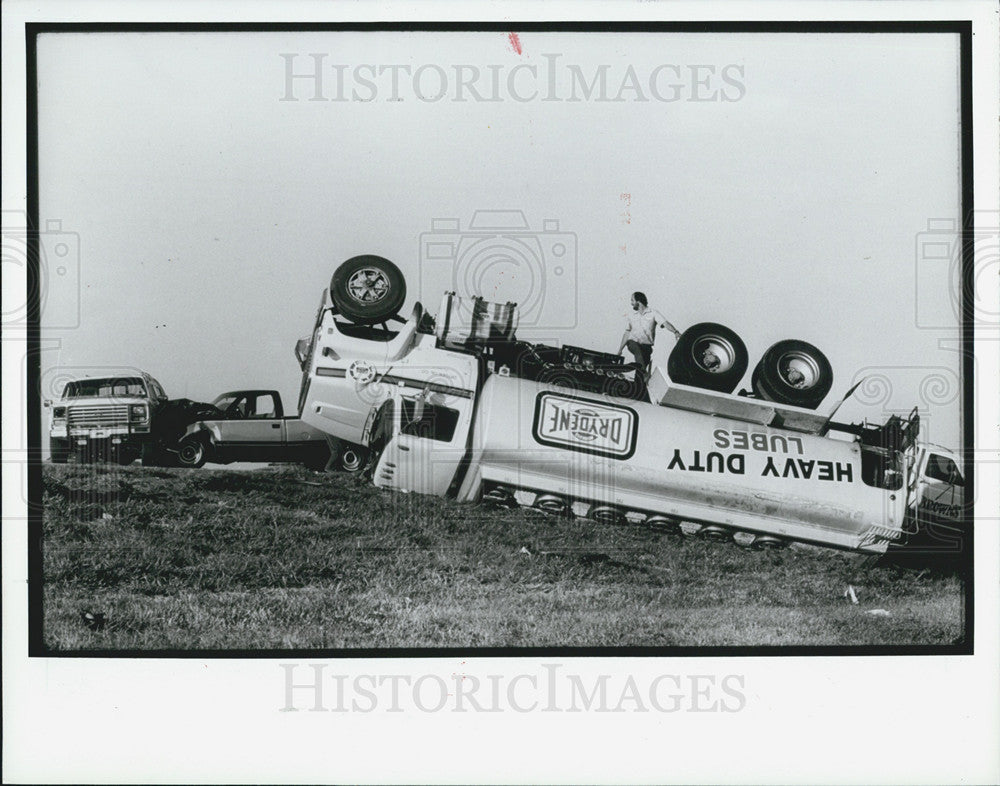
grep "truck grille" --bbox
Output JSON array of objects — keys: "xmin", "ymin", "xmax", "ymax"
[{"xmin": 67, "ymin": 404, "xmax": 130, "ymax": 427}]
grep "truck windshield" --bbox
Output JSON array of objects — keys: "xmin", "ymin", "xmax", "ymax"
[
  {"xmin": 926, "ymin": 453, "xmax": 965, "ymax": 486},
  {"xmin": 63, "ymin": 378, "xmax": 147, "ymax": 398},
  {"xmin": 399, "ymin": 400, "xmax": 460, "ymax": 442}
]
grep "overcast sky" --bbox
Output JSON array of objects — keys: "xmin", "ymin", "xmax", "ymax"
[{"xmin": 36, "ymin": 30, "xmax": 963, "ymax": 448}]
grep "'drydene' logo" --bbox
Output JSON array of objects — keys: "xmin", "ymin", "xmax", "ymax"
[
  {"xmin": 535, "ymin": 394, "xmax": 635, "ymax": 456},
  {"xmin": 549, "ymin": 403, "xmax": 623, "ymax": 442}
]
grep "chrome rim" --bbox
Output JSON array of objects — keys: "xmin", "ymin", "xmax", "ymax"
[
  {"xmin": 692, "ymin": 335, "xmax": 738, "ymax": 374},
  {"xmin": 589, "ymin": 505, "xmax": 625, "ymax": 525},
  {"xmin": 645, "ymin": 515, "xmax": 680, "ymax": 533},
  {"xmin": 483, "ymin": 486, "xmax": 516, "ymax": 506},
  {"xmin": 341, "ymin": 449, "xmax": 364, "ymax": 472},
  {"xmin": 534, "ymin": 494, "xmax": 569, "ymax": 514},
  {"xmin": 752, "ymin": 535, "xmax": 789, "ymax": 551},
  {"xmin": 179, "ymin": 442, "xmax": 202, "ymax": 465},
  {"xmin": 699, "ymin": 525, "xmax": 732, "ymax": 542},
  {"xmin": 777, "ymin": 350, "xmax": 822, "ymax": 390},
  {"xmin": 346, "ymin": 268, "xmax": 390, "ymax": 304}
]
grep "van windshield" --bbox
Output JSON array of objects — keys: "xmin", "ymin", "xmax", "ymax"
[{"xmin": 63, "ymin": 377, "xmax": 147, "ymax": 398}]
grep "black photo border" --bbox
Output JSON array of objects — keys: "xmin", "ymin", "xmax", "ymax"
[{"xmin": 25, "ymin": 20, "xmax": 976, "ymax": 658}]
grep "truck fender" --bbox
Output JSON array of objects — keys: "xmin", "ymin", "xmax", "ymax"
[{"xmin": 180, "ymin": 421, "xmax": 219, "ymax": 446}]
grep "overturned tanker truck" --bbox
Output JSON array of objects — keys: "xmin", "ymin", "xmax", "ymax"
[{"xmin": 296, "ymin": 255, "xmax": 966, "ymax": 555}]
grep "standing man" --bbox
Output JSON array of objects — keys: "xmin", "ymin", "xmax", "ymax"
[{"xmin": 617, "ymin": 291, "xmax": 682, "ymax": 381}]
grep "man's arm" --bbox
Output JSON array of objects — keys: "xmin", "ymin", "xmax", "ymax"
[
  {"xmin": 617, "ymin": 330, "xmax": 630, "ymax": 355},
  {"xmin": 653, "ymin": 309, "xmax": 683, "ymax": 340}
]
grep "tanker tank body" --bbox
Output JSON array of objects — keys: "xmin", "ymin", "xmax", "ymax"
[{"xmin": 457, "ymin": 373, "xmax": 909, "ymax": 554}]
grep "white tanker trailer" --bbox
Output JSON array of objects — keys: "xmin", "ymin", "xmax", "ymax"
[{"xmin": 297, "ymin": 256, "xmax": 965, "ymax": 555}]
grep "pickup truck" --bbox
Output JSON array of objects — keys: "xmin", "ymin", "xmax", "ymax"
[
  {"xmin": 296, "ymin": 255, "xmax": 967, "ymax": 556},
  {"xmin": 46, "ymin": 372, "xmax": 169, "ymax": 465},
  {"xmin": 173, "ymin": 389, "xmax": 333, "ymax": 471}
]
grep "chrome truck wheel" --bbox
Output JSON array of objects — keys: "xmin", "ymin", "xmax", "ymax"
[
  {"xmin": 751, "ymin": 534, "xmax": 790, "ymax": 551},
  {"xmin": 644, "ymin": 514, "xmax": 681, "ymax": 535},
  {"xmin": 698, "ymin": 524, "xmax": 733, "ymax": 542},
  {"xmin": 587, "ymin": 504, "xmax": 627, "ymax": 526},
  {"xmin": 338, "ymin": 444, "xmax": 369, "ymax": 473},
  {"xmin": 533, "ymin": 493, "xmax": 571, "ymax": 515},
  {"xmin": 667, "ymin": 322, "xmax": 749, "ymax": 394},
  {"xmin": 329, "ymin": 255, "xmax": 407, "ymax": 325},
  {"xmin": 482, "ymin": 484, "xmax": 518, "ymax": 507},
  {"xmin": 751, "ymin": 339, "xmax": 833, "ymax": 410},
  {"xmin": 176, "ymin": 437, "xmax": 207, "ymax": 468}
]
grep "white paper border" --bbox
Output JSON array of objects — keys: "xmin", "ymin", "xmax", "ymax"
[{"xmin": 3, "ymin": 2, "xmax": 998, "ymax": 783}]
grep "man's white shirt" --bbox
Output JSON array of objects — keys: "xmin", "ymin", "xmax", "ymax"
[{"xmin": 626, "ymin": 307, "xmax": 656, "ymax": 345}]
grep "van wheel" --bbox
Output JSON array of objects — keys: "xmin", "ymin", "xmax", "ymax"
[
  {"xmin": 330, "ymin": 255, "xmax": 407, "ymax": 325},
  {"xmin": 751, "ymin": 339, "xmax": 833, "ymax": 409},
  {"xmin": 667, "ymin": 322, "xmax": 749, "ymax": 393},
  {"xmin": 177, "ymin": 437, "xmax": 208, "ymax": 468}
]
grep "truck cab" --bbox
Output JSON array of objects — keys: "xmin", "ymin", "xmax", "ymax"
[
  {"xmin": 904, "ymin": 443, "xmax": 966, "ymax": 553},
  {"xmin": 47, "ymin": 372, "xmax": 168, "ymax": 464}
]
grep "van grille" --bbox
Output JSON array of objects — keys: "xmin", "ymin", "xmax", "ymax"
[{"xmin": 67, "ymin": 404, "xmax": 129, "ymax": 427}]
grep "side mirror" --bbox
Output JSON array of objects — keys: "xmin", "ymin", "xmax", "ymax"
[{"xmin": 44, "ymin": 400, "xmax": 52, "ymax": 408}]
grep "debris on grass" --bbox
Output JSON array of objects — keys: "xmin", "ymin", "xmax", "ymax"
[
  {"xmin": 844, "ymin": 585, "xmax": 859, "ymax": 604},
  {"xmin": 81, "ymin": 610, "xmax": 107, "ymax": 630}
]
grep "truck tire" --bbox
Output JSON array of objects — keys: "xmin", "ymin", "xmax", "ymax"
[
  {"xmin": 50, "ymin": 438, "xmax": 70, "ymax": 464},
  {"xmin": 751, "ymin": 339, "xmax": 833, "ymax": 409},
  {"xmin": 115, "ymin": 449, "xmax": 138, "ymax": 466},
  {"xmin": 141, "ymin": 442, "xmax": 175, "ymax": 467},
  {"xmin": 667, "ymin": 322, "xmax": 749, "ymax": 394},
  {"xmin": 303, "ymin": 443, "xmax": 333, "ymax": 472},
  {"xmin": 338, "ymin": 444, "xmax": 369, "ymax": 473},
  {"xmin": 330, "ymin": 255, "xmax": 407, "ymax": 325},
  {"xmin": 176, "ymin": 436, "xmax": 208, "ymax": 468}
]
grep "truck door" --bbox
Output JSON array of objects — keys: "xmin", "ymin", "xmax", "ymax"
[
  {"xmin": 913, "ymin": 448, "xmax": 966, "ymax": 552},
  {"xmin": 368, "ymin": 384, "xmax": 471, "ymax": 496}
]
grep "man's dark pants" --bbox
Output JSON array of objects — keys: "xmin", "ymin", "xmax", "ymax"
[{"xmin": 625, "ymin": 340, "xmax": 653, "ymax": 375}]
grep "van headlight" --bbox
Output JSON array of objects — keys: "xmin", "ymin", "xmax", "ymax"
[
  {"xmin": 53, "ymin": 406, "xmax": 67, "ymax": 418},
  {"xmin": 129, "ymin": 404, "xmax": 149, "ymax": 422}
]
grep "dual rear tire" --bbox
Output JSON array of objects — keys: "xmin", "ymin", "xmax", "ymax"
[
  {"xmin": 667, "ymin": 322, "xmax": 749, "ymax": 394},
  {"xmin": 751, "ymin": 339, "xmax": 833, "ymax": 410},
  {"xmin": 668, "ymin": 325, "xmax": 833, "ymax": 409}
]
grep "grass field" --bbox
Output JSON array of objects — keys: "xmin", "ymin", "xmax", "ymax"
[{"xmin": 40, "ymin": 463, "xmax": 965, "ymax": 650}]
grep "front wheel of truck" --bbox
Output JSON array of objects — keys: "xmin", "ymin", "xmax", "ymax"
[
  {"xmin": 338, "ymin": 443, "xmax": 369, "ymax": 473},
  {"xmin": 50, "ymin": 438, "xmax": 70, "ymax": 464},
  {"xmin": 140, "ymin": 443, "xmax": 173, "ymax": 467},
  {"xmin": 176, "ymin": 436, "xmax": 208, "ymax": 468},
  {"xmin": 115, "ymin": 449, "xmax": 138, "ymax": 466}
]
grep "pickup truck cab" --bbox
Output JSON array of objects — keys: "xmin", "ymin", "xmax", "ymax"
[
  {"xmin": 175, "ymin": 390, "xmax": 332, "ymax": 470},
  {"xmin": 46, "ymin": 372, "xmax": 168, "ymax": 464}
]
